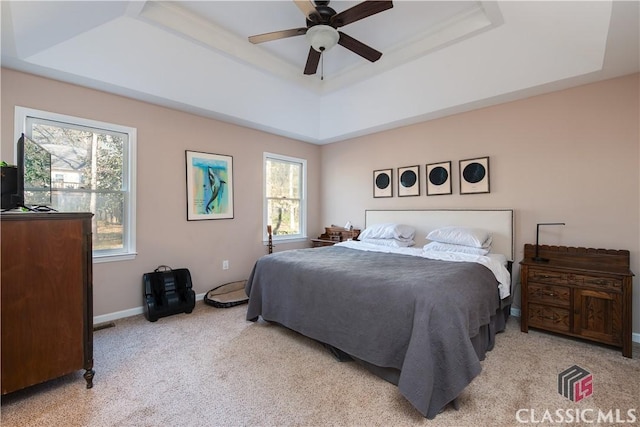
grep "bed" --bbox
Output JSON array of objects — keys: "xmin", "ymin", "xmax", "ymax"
[{"xmin": 245, "ymin": 209, "xmax": 514, "ymax": 419}]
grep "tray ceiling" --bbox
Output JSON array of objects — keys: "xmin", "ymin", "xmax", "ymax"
[{"xmin": 1, "ymin": 1, "xmax": 638, "ymax": 144}]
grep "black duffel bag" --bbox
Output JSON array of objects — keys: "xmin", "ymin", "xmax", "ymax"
[{"xmin": 143, "ymin": 265, "xmax": 195, "ymax": 322}]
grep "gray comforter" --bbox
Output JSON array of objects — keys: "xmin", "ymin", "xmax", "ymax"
[{"xmin": 245, "ymin": 245, "xmax": 502, "ymax": 418}]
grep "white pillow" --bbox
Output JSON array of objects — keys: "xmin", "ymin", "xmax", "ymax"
[
  {"xmin": 358, "ymin": 223, "xmax": 416, "ymax": 240},
  {"xmin": 426, "ymin": 226, "xmax": 492, "ymax": 248},
  {"xmin": 361, "ymin": 238, "xmax": 415, "ymax": 248},
  {"xmin": 423, "ymin": 241, "xmax": 489, "ymax": 255}
]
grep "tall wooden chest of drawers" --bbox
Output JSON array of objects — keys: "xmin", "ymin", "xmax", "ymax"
[
  {"xmin": 520, "ymin": 244, "xmax": 633, "ymax": 358},
  {"xmin": 1, "ymin": 212, "xmax": 95, "ymax": 394}
]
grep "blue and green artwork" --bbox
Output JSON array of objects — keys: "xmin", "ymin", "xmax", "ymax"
[{"xmin": 190, "ymin": 156, "xmax": 229, "ymax": 215}]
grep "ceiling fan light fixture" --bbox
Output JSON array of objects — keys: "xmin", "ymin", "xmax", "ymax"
[{"xmin": 306, "ymin": 25, "xmax": 339, "ymax": 52}]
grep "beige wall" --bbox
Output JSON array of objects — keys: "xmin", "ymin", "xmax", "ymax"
[
  {"xmin": 320, "ymin": 73, "xmax": 640, "ymax": 335},
  {"xmin": 1, "ymin": 68, "xmax": 321, "ymax": 318},
  {"xmin": 2, "ymin": 68, "xmax": 639, "ymax": 337}
]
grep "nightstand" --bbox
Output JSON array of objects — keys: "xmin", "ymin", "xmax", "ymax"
[
  {"xmin": 311, "ymin": 226, "xmax": 360, "ymax": 248},
  {"xmin": 520, "ymin": 244, "xmax": 633, "ymax": 358}
]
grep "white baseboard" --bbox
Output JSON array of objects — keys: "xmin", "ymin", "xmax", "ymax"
[{"xmin": 93, "ymin": 292, "xmax": 206, "ymax": 325}]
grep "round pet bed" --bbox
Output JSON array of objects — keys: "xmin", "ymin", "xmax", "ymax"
[{"xmin": 204, "ymin": 280, "xmax": 249, "ymax": 308}]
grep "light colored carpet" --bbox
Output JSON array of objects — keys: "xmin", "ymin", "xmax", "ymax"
[{"xmin": 1, "ymin": 302, "xmax": 639, "ymax": 426}]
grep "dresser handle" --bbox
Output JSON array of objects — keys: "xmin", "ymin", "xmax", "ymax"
[
  {"xmin": 543, "ymin": 315, "xmax": 557, "ymax": 321},
  {"xmin": 544, "ymin": 292, "xmax": 555, "ymax": 297}
]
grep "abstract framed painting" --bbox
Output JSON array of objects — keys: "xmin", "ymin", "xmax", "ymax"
[
  {"xmin": 185, "ymin": 150, "xmax": 234, "ymax": 220},
  {"xmin": 398, "ymin": 165, "xmax": 420, "ymax": 197},
  {"xmin": 373, "ymin": 168, "xmax": 393, "ymax": 198},
  {"xmin": 459, "ymin": 156, "xmax": 490, "ymax": 195},
  {"xmin": 426, "ymin": 161, "xmax": 452, "ymax": 196}
]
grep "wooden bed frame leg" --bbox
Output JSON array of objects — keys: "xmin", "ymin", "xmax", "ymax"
[{"xmin": 451, "ymin": 397, "xmax": 460, "ymax": 411}]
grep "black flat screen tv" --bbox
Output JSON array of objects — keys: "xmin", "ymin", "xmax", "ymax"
[{"xmin": 0, "ymin": 165, "xmax": 18, "ymax": 210}]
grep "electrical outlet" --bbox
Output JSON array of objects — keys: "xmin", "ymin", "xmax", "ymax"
[{"xmin": 222, "ymin": 260, "xmax": 229, "ymax": 270}]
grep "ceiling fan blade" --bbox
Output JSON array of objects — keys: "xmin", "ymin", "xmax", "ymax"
[
  {"xmin": 331, "ymin": 1, "xmax": 393, "ymax": 28},
  {"xmin": 248, "ymin": 28, "xmax": 307, "ymax": 44},
  {"xmin": 294, "ymin": 0, "xmax": 320, "ymax": 22},
  {"xmin": 338, "ymin": 31, "xmax": 382, "ymax": 62},
  {"xmin": 303, "ymin": 47, "xmax": 322, "ymax": 75}
]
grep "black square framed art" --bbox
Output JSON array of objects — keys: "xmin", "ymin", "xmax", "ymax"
[
  {"xmin": 426, "ymin": 161, "xmax": 452, "ymax": 196},
  {"xmin": 373, "ymin": 168, "xmax": 393, "ymax": 198},
  {"xmin": 398, "ymin": 165, "xmax": 420, "ymax": 197},
  {"xmin": 459, "ymin": 156, "xmax": 490, "ymax": 194}
]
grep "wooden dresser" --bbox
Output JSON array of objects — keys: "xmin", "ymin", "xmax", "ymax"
[
  {"xmin": 520, "ymin": 244, "xmax": 633, "ymax": 358},
  {"xmin": 1, "ymin": 212, "xmax": 94, "ymax": 394}
]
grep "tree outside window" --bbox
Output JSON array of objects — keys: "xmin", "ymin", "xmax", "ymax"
[
  {"xmin": 264, "ymin": 153, "xmax": 306, "ymax": 240},
  {"xmin": 30, "ymin": 123, "xmax": 126, "ymax": 251},
  {"xmin": 18, "ymin": 106, "xmax": 137, "ymax": 261}
]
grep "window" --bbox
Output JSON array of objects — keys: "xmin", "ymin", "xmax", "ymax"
[
  {"xmin": 15, "ymin": 106, "xmax": 137, "ymax": 262},
  {"xmin": 264, "ymin": 152, "xmax": 306, "ymax": 242}
]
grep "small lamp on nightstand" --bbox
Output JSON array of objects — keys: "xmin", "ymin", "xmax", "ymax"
[{"xmin": 533, "ymin": 222, "xmax": 565, "ymax": 262}]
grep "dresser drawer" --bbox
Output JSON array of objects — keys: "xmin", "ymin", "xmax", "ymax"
[
  {"xmin": 570, "ymin": 274, "xmax": 622, "ymax": 292},
  {"xmin": 527, "ymin": 283, "xmax": 570, "ymax": 307},
  {"xmin": 528, "ymin": 304, "xmax": 570, "ymax": 332},
  {"xmin": 528, "ymin": 268, "xmax": 567, "ymax": 286}
]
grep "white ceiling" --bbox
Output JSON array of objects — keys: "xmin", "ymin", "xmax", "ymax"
[{"xmin": 1, "ymin": 1, "xmax": 639, "ymax": 145}]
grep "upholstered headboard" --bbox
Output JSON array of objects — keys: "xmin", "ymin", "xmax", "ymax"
[{"xmin": 365, "ymin": 209, "xmax": 514, "ymax": 260}]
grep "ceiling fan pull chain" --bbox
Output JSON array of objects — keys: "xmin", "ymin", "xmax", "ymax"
[{"xmin": 320, "ymin": 50, "xmax": 324, "ymax": 80}]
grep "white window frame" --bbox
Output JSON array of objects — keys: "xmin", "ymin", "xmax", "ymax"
[
  {"xmin": 263, "ymin": 152, "xmax": 307, "ymax": 243},
  {"xmin": 15, "ymin": 106, "xmax": 137, "ymax": 263}
]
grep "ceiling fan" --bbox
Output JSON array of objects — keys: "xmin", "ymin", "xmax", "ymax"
[{"xmin": 248, "ymin": 0, "xmax": 393, "ymax": 77}]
